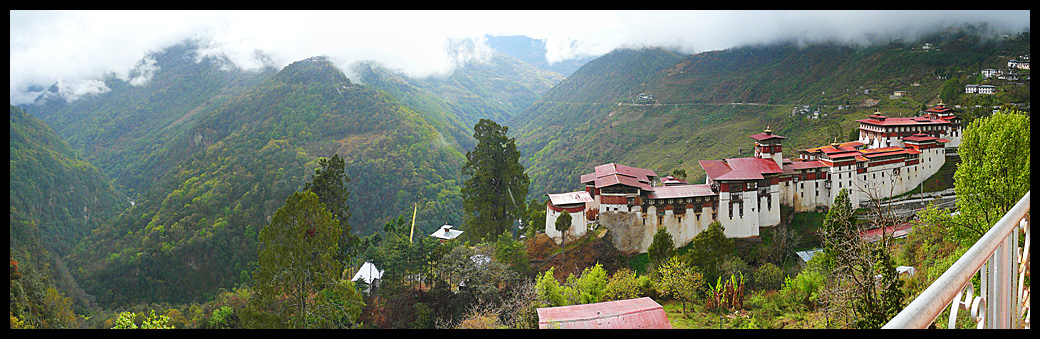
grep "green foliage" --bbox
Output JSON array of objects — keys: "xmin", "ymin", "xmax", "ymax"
[
  {"xmin": 655, "ymin": 256, "xmax": 704, "ymax": 315},
  {"xmin": 900, "ymin": 203, "xmax": 961, "ymax": 295},
  {"xmin": 112, "ymin": 311, "xmax": 138, "ymax": 329},
  {"xmin": 8, "ymin": 256, "xmax": 81, "ymax": 329},
  {"xmin": 461, "ymin": 119, "xmax": 530, "ymax": 242},
  {"xmin": 705, "ymin": 273, "xmax": 745, "ymax": 312},
  {"xmin": 61, "ymin": 54, "xmax": 467, "ymax": 307},
  {"xmin": 494, "ymin": 232, "xmax": 531, "ymax": 275},
  {"xmin": 647, "ymin": 227, "xmax": 675, "ymax": 268},
  {"xmin": 535, "ymin": 267, "xmax": 567, "ymax": 307},
  {"xmin": 564, "ymin": 264, "xmax": 609, "ymax": 305},
  {"xmin": 207, "ymin": 306, "xmax": 235, "ymax": 329},
  {"xmin": 112, "ymin": 310, "xmax": 173, "ymax": 329},
  {"xmin": 952, "ymin": 110, "xmax": 1029, "ymax": 244},
  {"xmin": 755, "ymin": 262, "xmax": 784, "ymax": 291},
  {"xmin": 534, "ymin": 264, "xmax": 610, "ymax": 307},
  {"xmin": 253, "ymin": 191, "xmax": 347, "ymax": 328},
  {"xmin": 603, "ymin": 267, "xmax": 651, "ymax": 302},
  {"xmin": 523, "ymin": 198, "xmax": 547, "ymax": 238},
  {"xmin": 303, "ymin": 154, "xmax": 357, "ymax": 260},
  {"xmin": 685, "ymin": 221, "xmax": 733, "ymax": 283},
  {"xmin": 554, "ymin": 210, "xmax": 572, "ymax": 235},
  {"xmin": 856, "ymin": 248, "xmax": 904, "ymax": 329},
  {"xmin": 780, "ymin": 264, "xmax": 826, "ymax": 309},
  {"xmin": 358, "ymin": 215, "xmax": 444, "ymax": 290},
  {"xmin": 820, "ymin": 188, "xmax": 858, "ymax": 264}
]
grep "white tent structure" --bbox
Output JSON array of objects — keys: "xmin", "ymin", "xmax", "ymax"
[
  {"xmin": 430, "ymin": 224, "xmax": 463, "ymax": 242},
  {"xmin": 351, "ymin": 261, "xmax": 384, "ymax": 293}
]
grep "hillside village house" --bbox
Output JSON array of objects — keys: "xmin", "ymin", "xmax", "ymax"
[
  {"xmin": 1008, "ymin": 59, "xmax": 1030, "ymax": 69},
  {"xmin": 545, "ymin": 104, "xmax": 957, "ymax": 252},
  {"xmin": 964, "ymin": 84, "xmax": 995, "ymax": 94}
]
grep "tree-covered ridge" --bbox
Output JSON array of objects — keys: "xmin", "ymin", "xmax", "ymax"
[
  {"xmin": 9, "ymin": 105, "xmax": 126, "ymax": 258},
  {"xmin": 65, "ymin": 56, "xmax": 467, "ymax": 307},
  {"xmin": 538, "ymin": 48, "xmax": 682, "ymax": 104},
  {"xmin": 10, "ymin": 105, "xmax": 127, "ymax": 318},
  {"xmin": 354, "ymin": 52, "xmax": 565, "ymax": 152},
  {"xmin": 19, "ymin": 41, "xmax": 276, "ymax": 198}
]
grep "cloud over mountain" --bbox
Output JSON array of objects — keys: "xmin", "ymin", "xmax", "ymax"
[{"xmin": 9, "ymin": 10, "xmax": 1029, "ymax": 105}]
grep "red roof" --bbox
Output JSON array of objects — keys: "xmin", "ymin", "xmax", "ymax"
[
  {"xmin": 857, "ymin": 115, "xmax": 949, "ymax": 127},
  {"xmin": 700, "ymin": 157, "xmax": 783, "ymax": 181},
  {"xmin": 924, "ymin": 104, "xmax": 952, "ymax": 114},
  {"xmin": 859, "ymin": 146, "xmax": 905, "ymax": 154},
  {"xmin": 647, "ymin": 184, "xmax": 715, "ymax": 199},
  {"xmin": 595, "ymin": 173, "xmax": 654, "ymax": 191},
  {"xmin": 749, "ymin": 132, "xmax": 787, "ymax": 141},
  {"xmin": 582, "ymin": 163, "xmax": 657, "ymax": 191},
  {"xmin": 802, "ymin": 141, "xmax": 862, "ymax": 155},
  {"xmin": 902, "ymin": 133, "xmax": 940, "ymax": 142},
  {"xmin": 860, "ymin": 223, "xmax": 912, "ymax": 243},
  {"xmin": 863, "ymin": 148, "xmax": 919, "ymax": 158},
  {"xmin": 786, "ymin": 160, "xmax": 828, "ymax": 170},
  {"xmin": 537, "ymin": 297, "xmax": 671, "ymax": 329},
  {"xmin": 698, "ymin": 160, "xmax": 732, "ymax": 181},
  {"xmin": 824, "ymin": 151, "xmax": 861, "ymax": 159}
]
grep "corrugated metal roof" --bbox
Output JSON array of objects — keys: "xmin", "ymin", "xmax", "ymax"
[
  {"xmin": 537, "ymin": 297, "xmax": 671, "ymax": 329},
  {"xmin": 786, "ymin": 160, "xmax": 827, "ymax": 170},
  {"xmin": 595, "ymin": 173, "xmax": 655, "ymax": 191},
  {"xmin": 699, "ymin": 160, "xmax": 731, "ymax": 180},
  {"xmin": 547, "ymin": 191, "xmax": 594, "ymax": 206},
  {"xmin": 580, "ymin": 163, "xmax": 657, "ymax": 191},
  {"xmin": 714, "ymin": 157, "xmax": 783, "ymax": 180},
  {"xmin": 857, "ymin": 115, "xmax": 949, "ymax": 126},
  {"xmin": 748, "ymin": 132, "xmax": 787, "ymax": 141},
  {"xmin": 647, "ymin": 184, "xmax": 715, "ymax": 199}
]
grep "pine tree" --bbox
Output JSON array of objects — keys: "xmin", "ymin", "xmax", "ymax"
[
  {"xmin": 302, "ymin": 154, "xmax": 357, "ymax": 260},
  {"xmin": 647, "ymin": 227, "xmax": 675, "ymax": 269},
  {"xmin": 461, "ymin": 119, "xmax": 529, "ymax": 242},
  {"xmin": 252, "ymin": 191, "xmax": 359, "ymax": 328}
]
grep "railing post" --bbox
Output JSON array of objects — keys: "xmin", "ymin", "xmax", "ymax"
[{"xmin": 883, "ymin": 191, "xmax": 1029, "ymax": 329}]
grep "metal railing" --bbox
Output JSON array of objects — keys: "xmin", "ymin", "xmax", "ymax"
[{"xmin": 883, "ymin": 191, "xmax": 1030, "ymax": 329}]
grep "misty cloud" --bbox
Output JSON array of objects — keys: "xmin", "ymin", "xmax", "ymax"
[{"xmin": 9, "ymin": 10, "xmax": 1030, "ymax": 105}]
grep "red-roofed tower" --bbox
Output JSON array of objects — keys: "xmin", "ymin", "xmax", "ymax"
[{"xmin": 750, "ymin": 126, "xmax": 786, "ymax": 168}]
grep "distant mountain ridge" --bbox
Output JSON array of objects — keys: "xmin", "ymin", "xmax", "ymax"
[{"xmin": 485, "ymin": 35, "xmax": 594, "ymax": 77}]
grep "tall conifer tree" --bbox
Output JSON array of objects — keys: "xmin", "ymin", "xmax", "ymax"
[{"xmin": 461, "ymin": 119, "xmax": 530, "ymax": 242}]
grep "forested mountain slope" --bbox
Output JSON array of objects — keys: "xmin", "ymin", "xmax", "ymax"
[
  {"xmin": 10, "ymin": 105, "xmax": 126, "ymax": 313},
  {"xmin": 63, "ymin": 56, "xmax": 468, "ymax": 307},
  {"xmin": 508, "ymin": 47, "xmax": 684, "ymax": 196},
  {"xmin": 19, "ymin": 41, "xmax": 276, "ymax": 199},
  {"xmin": 354, "ymin": 52, "xmax": 564, "ymax": 151}
]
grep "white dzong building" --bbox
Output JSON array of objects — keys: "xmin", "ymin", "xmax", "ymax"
[{"xmin": 544, "ymin": 106, "xmax": 958, "ymax": 253}]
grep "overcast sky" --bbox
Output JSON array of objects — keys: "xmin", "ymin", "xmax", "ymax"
[{"xmin": 9, "ymin": 10, "xmax": 1030, "ymax": 105}]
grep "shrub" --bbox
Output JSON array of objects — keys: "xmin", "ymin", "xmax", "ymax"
[
  {"xmin": 755, "ymin": 263, "xmax": 784, "ymax": 291},
  {"xmin": 603, "ymin": 267, "xmax": 650, "ymax": 301}
]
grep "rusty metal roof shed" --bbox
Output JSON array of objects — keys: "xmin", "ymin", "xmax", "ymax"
[{"xmin": 537, "ymin": 297, "xmax": 671, "ymax": 329}]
